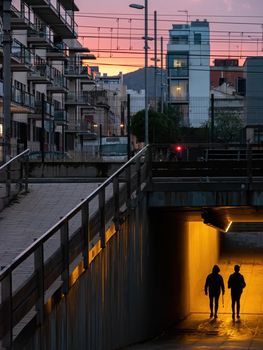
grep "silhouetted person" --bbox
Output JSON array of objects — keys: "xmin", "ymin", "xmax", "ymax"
[
  {"xmin": 204, "ymin": 265, "xmax": 225, "ymax": 319},
  {"xmin": 228, "ymin": 265, "xmax": 246, "ymax": 320}
]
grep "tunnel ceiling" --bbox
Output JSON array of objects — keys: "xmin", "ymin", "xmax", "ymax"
[{"xmin": 154, "ymin": 206, "xmax": 263, "ymax": 223}]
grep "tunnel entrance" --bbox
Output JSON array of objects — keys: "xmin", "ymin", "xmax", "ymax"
[{"xmin": 149, "ymin": 207, "xmax": 263, "ymax": 329}]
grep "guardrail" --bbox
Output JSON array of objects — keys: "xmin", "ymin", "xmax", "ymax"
[
  {"xmin": 0, "ymin": 146, "xmax": 150, "ymax": 348},
  {"xmin": 0, "ymin": 149, "xmax": 29, "ymax": 210}
]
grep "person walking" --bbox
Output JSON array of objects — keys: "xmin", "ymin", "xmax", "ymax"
[
  {"xmin": 204, "ymin": 265, "xmax": 225, "ymax": 319},
  {"xmin": 228, "ymin": 264, "xmax": 246, "ymax": 320}
]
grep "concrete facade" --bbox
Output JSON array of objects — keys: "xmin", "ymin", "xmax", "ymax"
[
  {"xmin": 167, "ymin": 20, "xmax": 210, "ymax": 127},
  {"xmin": 244, "ymin": 57, "xmax": 263, "ymax": 143}
]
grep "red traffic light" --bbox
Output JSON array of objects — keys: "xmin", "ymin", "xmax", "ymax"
[{"xmin": 175, "ymin": 145, "xmax": 182, "ymax": 152}]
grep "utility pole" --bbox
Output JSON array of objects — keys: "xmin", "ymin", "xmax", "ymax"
[
  {"xmin": 154, "ymin": 10, "xmax": 157, "ymax": 111},
  {"xmin": 160, "ymin": 36, "xmax": 164, "ymax": 114},
  {"xmin": 210, "ymin": 93, "xmax": 215, "ymax": 143},
  {"xmin": 41, "ymin": 93, "xmax": 45, "ymax": 163},
  {"xmin": 144, "ymin": 0, "xmax": 149, "ymax": 144},
  {"xmin": 127, "ymin": 94, "xmax": 131, "ymax": 160},
  {"xmin": 3, "ymin": 0, "xmax": 12, "ymax": 162}
]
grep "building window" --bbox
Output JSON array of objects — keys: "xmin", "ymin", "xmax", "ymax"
[
  {"xmin": 171, "ymin": 35, "xmax": 189, "ymax": 44},
  {"xmin": 194, "ymin": 33, "xmax": 202, "ymax": 45},
  {"xmin": 170, "ymin": 80, "xmax": 188, "ymax": 101},
  {"xmin": 168, "ymin": 53, "xmax": 188, "ymax": 77}
]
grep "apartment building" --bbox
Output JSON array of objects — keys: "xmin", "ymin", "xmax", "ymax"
[
  {"xmin": 0, "ymin": 0, "xmax": 79, "ymax": 156},
  {"xmin": 167, "ymin": 20, "xmax": 210, "ymax": 127},
  {"xmin": 243, "ymin": 57, "xmax": 263, "ymax": 143}
]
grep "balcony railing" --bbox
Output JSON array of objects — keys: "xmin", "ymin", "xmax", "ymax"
[
  {"xmin": 51, "ymin": 68, "xmax": 68, "ymax": 89},
  {"xmin": 28, "ymin": 24, "xmax": 54, "ymax": 45},
  {"xmin": 11, "ymin": 88, "xmax": 35, "ymax": 109},
  {"xmin": 0, "ymin": 81, "xmax": 35, "ymax": 109},
  {"xmin": 29, "ymin": 63, "xmax": 52, "ymax": 81},
  {"xmin": 34, "ymin": 99, "xmax": 55, "ymax": 117},
  {"xmin": 64, "ymin": 65, "xmax": 92, "ymax": 77},
  {"xmin": 54, "ymin": 109, "xmax": 67, "ymax": 122},
  {"xmin": 66, "ymin": 92, "xmax": 94, "ymax": 105},
  {"xmin": 11, "ymin": 38, "xmax": 33, "ymax": 66},
  {"xmin": 11, "ymin": 0, "xmax": 35, "ymax": 27}
]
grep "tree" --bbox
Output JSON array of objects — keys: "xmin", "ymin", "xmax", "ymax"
[
  {"xmin": 130, "ymin": 108, "xmax": 180, "ymax": 143},
  {"xmin": 213, "ymin": 109, "xmax": 244, "ymax": 143}
]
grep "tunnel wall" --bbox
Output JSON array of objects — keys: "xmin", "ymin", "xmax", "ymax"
[
  {"xmin": 14, "ymin": 195, "xmax": 156, "ymax": 350},
  {"xmin": 14, "ymin": 204, "xmax": 220, "ymax": 350},
  {"xmin": 149, "ymin": 211, "xmax": 220, "ymax": 332},
  {"xmin": 188, "ymin": 221, "xmax": 220, "ymax": 312}
]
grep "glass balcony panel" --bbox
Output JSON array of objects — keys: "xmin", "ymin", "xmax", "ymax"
[
  {"xmin": 23, "ymin": 3, "xmax": 30, "ymax": 21},
  {"xmin": 11, "ymin": 41, "xmax": 22, "ymax": 61},
  {"xmin": 12, "ymin": 88, "xmax": 22, "ymax": 104},
  {"xmin": 50, "ymin": 0, "xmax": 57, "ymax": 9},
  {"xmin": 11, "ymin": 0, "xmax": 21, "ymax": 11},
  {"xmin": 0, "ymin": 81, "xmax": 3, "ymax": 97},
  {"xmin": 54, "ymin": 110, "xmax": 67, "ymax": 121},
  {"xmin": 24, "ymin": 48, "xmax": 33, "ymax": 65},
  {"xmin": 29, "ymin": 8, "xmax": 35, "ymax": 25}
]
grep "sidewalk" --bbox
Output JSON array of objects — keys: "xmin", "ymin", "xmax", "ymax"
[
  {"xmin": 125, "ymin": 312, "xmax": 263, "ymax": 349},
  {"xmin": 0, "ymin": 183, "xmax": 99, "ymax": 269}
]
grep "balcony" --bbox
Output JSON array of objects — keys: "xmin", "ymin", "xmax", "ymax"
[
  {"xmin": 29, "ymin": 99, "xmax": 54, "ymax": 119},
  {"xmin": 65, "ymin": 92, "xmax": 94, "ymax": 106},
  {"xmin": 10, "ymin": 39, "xmax": 34, "ymax": 71},
  {"xmin": 0, "ymin": 36, "xmax": 33, "ymax": 71},
  {"xmin": 54, "ymin": 109, "xmax": 67, "ymax": 124},
  {"xmin": 27, "ymin": 25, "xmax": 54, "ymax": 47},
  {"xmin": 47, "ymin": 72, "xmax": 68, "ymax": 93},
  {"xmin": 11, "ymin": 0, "xmax": 35, "ymax": 30},
  {"xmin": 64, "ymin": 65, "xmax": 93, "ymax": 79},
  {"xmin": 28, "ymin": 63, "xmax": 52, "ymax": 83},
  {"xmin": 0, "ymin": 81, "xmax": 35, "ymax": 113},
  {"xmin": 25, "ymin": 0, "xmax": 78, "ymax": 38},
  {"xmin": 46, "ymin": 41, "xmax": 69, "ymax": 60}
]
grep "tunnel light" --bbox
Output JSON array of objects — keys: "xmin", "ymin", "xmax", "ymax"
[
  {"xmin": 202, "ymin": 210, "xmax": 232, "ymax": 233},
  {"xmin": 224, "ymin": 221, "xmax": 232, "ymax": 233}
]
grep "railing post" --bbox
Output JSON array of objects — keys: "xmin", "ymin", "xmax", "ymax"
[
  {"xmin": 113, "ymin": 177, "xmax": 120, "ymax": 230},
  {"xmin": 24, "ymin": 154, "xmax": 29, "ymax": 193},
  {"xmin": 135, "ymin": 156, "xmax": 141, "ymax": 196},
  {"xmin": 126, "ymin": 165, "xmax": 131, "ymax": 203},
  {"xmin": 19, "ymin": 159, "xmax": 23, "ymax": 192},
  {"xmin": 81, "ymin": 202, "xmax": 89, "ymax": 270},
  {"xmin": 6, "ymin": 164, "xmax": 11, "ymax": 198},
  {"xmin": 147, "ymin": 146, "xmax": 152, "ymax": 183},
  {"xmin": 34, "ymin": 245, "xmax": 45, "ymax": 325},
  {"xmin": 99, "ymin": 189, "xmax": 106, "ymax": 248},
  {"xmin": 60, "ymin": 221, "xmax": 69, "ymax": 293},
  {"xmin": 1, "ymin": 272, "xmax": 13, "ymax": 349}
]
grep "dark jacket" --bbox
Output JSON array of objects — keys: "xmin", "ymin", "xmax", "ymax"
[
  {"xmin": 205, "ymin": 273, "xmax": 225, "ymax": 296},
  {"xmin": 228, "ymin": 272, "xmax": 246, "ymax": 295}
]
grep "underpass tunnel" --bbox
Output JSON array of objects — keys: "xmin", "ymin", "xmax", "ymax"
[{"xmin": 149, "ymin": 207, "xmax": 263, "ymax": 331}]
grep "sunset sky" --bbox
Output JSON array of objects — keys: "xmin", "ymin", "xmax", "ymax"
[{"xmin": 74, "ymin": 0, "xmax": 263, "ymax": 75}]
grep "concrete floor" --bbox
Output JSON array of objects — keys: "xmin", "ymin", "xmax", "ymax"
[{"xmin": 124, "ymin": 255, "xmax": 263, "ymax": 350}]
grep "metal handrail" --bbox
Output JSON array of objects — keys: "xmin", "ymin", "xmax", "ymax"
[
  {"xmin": 0, "ymin": 145, "xmax": 148, "ymax": 278},
  {"xmin": 0, "ymin": 149, "xmax": 30, "ymax": 200},
  {"xmin": 0, "ymin": 146, "xmax": 150, "ymax": 346}
]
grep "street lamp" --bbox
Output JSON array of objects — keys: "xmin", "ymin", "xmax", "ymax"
[{"xmin": 129, "ymin": 1, "xmax": 149, "ymax": 144}]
